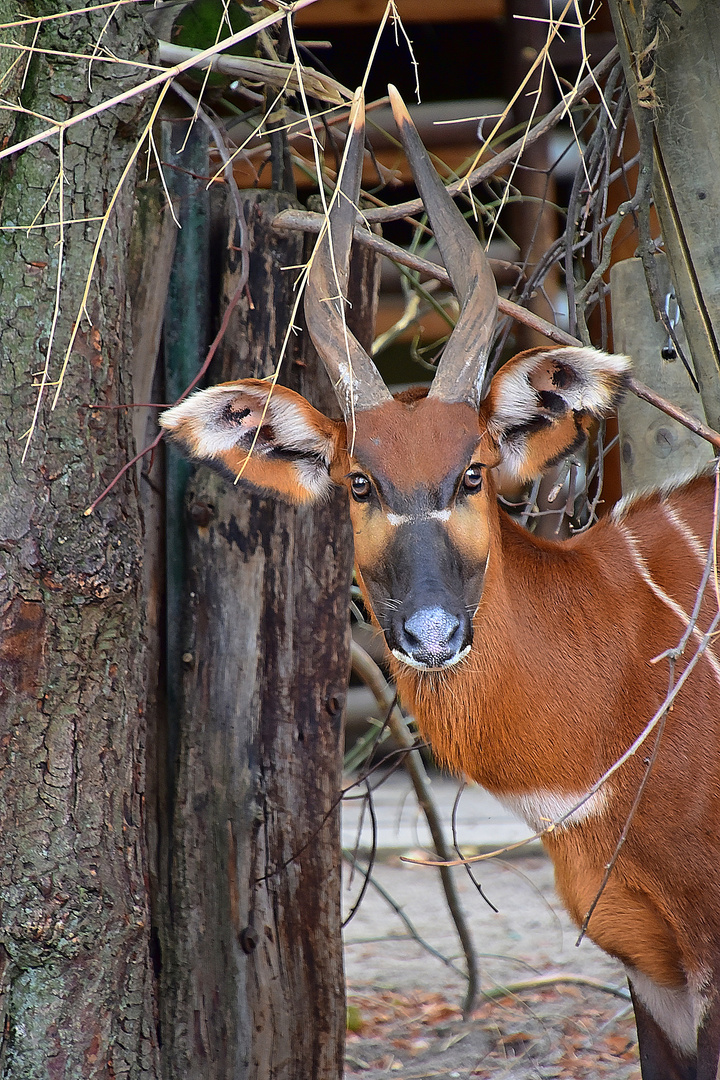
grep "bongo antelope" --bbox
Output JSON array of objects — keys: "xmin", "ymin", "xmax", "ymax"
[{"xmin": 161, "ymin": 87, "xmax": 720, "ymax": 1079}]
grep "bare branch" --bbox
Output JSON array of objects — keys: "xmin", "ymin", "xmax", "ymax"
[
  {"xmin": 359, "ymin": 46, "xmax": 620, "ymax": 227},
  {"xmin": 273, "ymin": 209, "xmax": 720, "ymax": 451},
  {"xmin": 482, "ymin": 973, "xmax": 630, "ymax": 1002},
  {"xmin": 342, "ymin": 849, "xmax": 468, "ymax": 981},
  {"xmin": 0, "ymin": 0, "xmax": 323, "ymax": 163},
  {"xmin": 157, "ymin": 40, "xmax": 351, "ymax": 104}
]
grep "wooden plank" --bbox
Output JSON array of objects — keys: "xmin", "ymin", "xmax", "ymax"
[
  {"xmin": 609, "ymin": 0, "xmax": 720, "ymax": 431},
  {"xmin": 232, "ymin": 143, "xmax": 489, "ymax": 189},
  {"xmin": 295, "ymin": 0, "xmax": 503, "ymax": 24},
  {"xmin": 611, "ymin": 256, "xmax": 711, "ymax": 496}
]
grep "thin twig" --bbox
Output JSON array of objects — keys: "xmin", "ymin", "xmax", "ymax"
[
  {"xmin": 0, "ymin": 0, "xmax": 322, "ymax": 163},
  {"xmin": 273, "ymin": 208, "xmax": 720, "ymax": 451},
  {"xmin": 576, "ymin": 670, "xmax": 670, "ymax": 946},
  {"xmin": 84, "ymin": 263, "xmax": 249, "ymax": 515},
  {"xmin": 342, "ymin": 849, "xmax": 468, "ymax": 982},
  {"xmin": 449, "ymin": 782, "xmax": 513, "ymax": 924},
  {"xmin": 351, "ymin": 640, "xmax": 480, "ymax": 1017},
  {"xmin": 481, "ymin": 973, "xmax": 630, "ymax": 1003},
  {"xmin": 1, "ymin": 1, "xmax": 141, "ymax": 29},
  {"xmin": 342, "ymin": 782, "xmax": 378, "ymax": 928},
  {"xmin": 169, "ymin": 81, "xmax": 249, "ymax": 267},
  {"xmin": 575, "ymin": 467, "xmax": 720, "ymax": 937},
  {"xmin": 21, "ymin": 132, "xmax": 65, "ymax": 461},
  {"xmin": 403, "ymin": 606, "xmax": 720, "ymax": 870},
  {"xmin": 359, "ymin": 46, "xmax": 619, "ymax": 227}
]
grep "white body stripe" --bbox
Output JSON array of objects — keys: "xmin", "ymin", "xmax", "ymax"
[
  {"xmin": 619, "ymin": 525, "xmax": 720, "ymax": 685},
  {"xmin": 494, "ymin": 786, "xmax": 610, "ymax": 833},
  {"xmin": 627, "ymin": 967, "xmax": 709, "ymax": 1056},
  {"xmin": 611, "ymin": 467, "xmax": 713, "ymax": 526},
  {"xmin": 662, "ymin": 503, "xmax": 708, "ymax": 565}
]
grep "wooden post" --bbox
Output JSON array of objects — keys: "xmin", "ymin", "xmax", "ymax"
[
  {"xmin": 611, "ymin": 255, "xmax": 711, "ymax": 495},
  {"xmin": 608, "ymin": 0, "xmax": 720, "ymax": 430},
  {"xmin": 161, "ymin": 190, "xmax": 361, "ymax": 1080}
]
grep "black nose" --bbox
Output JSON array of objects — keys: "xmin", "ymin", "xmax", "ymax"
[{"xmin": 395, "ymin": 606, "xmax": 469, "ymax": 669}]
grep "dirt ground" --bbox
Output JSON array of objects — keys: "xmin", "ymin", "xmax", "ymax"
[{"xmin": 342, "ymin": 854, "xmax": 640, "ymax": 1079}]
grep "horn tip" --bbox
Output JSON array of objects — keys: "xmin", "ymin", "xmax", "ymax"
[
  {"xmin": 388, "ymin": 84, "xmax": 412, "ymax": 130},
  {"xmin": 349, "ymin": 86, "xmax": 365, "ymax": 133}
]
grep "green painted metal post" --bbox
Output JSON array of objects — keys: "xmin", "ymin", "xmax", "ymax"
[{"xmin": 161, "ymin": 119, "xmax": 211, "ymax": 772}]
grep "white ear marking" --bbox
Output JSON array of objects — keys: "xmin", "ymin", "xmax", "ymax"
[
  {"xmin": 488, "ymin": 346, "xmax": 631, "ymax": 439},
  {"xmin": 159, "ymin": 382, "xmax": 338, "ymax": 500},
  {"xmin": 160, "ymin": 384, "xmax": 335, "ymax": 461}
]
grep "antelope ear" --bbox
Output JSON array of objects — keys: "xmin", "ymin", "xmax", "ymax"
[
  {"xmin": 482, "ymin": 346, "xmax": 631, "ymax": 481},
  {"xmin": 159, "ymin": 379, "xmax": 343, "ymax": 503}
]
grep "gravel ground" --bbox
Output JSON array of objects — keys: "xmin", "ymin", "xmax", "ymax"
[{"xmin": 342, "ymin": 854, "xmax": 640, "ymax": 1079}]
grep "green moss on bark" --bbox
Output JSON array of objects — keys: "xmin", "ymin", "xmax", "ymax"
[{"xmin": 0, "ymin": 5, "xmax": 160, "ymax": 1077}]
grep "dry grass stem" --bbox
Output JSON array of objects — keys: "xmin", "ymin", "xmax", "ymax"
[
  {"xmin": 0, "ymin": 0, "xmax": 321, "ymax": 164},
  {"xmin": 1, "ymin": 1, "xmax": 141, "ymax": 31},
  {"xmin": 50, "ymin": 80, "xmax": 172, "ymax": 412},
  {"xmin": 8, "ymin": 0, "xmax": 325, "ymax": 457},
  {"xmin": 20, "ymin": 133, "xmax": 65, "ymax": 460},
  {"xmin": 0, "ymin": 40, "xmax": 162, "ymax": 72}
]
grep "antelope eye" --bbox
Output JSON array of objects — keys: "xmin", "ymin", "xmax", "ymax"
[
  {"xmin": 350, "ymin": 474, "xmax": 372, "ymax": 501},
  {"xmin": 463, "ymin": 464, "xmax": 484, "ymax": 492}
]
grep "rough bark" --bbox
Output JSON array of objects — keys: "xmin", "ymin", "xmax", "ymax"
[
  {"xmin": 161, "ymin": 190, "xmax": 361, "ymax": 1079},
  {"xmin": 0, "ymin": 5, "xmax": 159, "ymax": 1077}
]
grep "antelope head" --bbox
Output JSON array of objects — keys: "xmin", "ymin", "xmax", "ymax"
[{"xmin": 161, "ymin": 87, "xmax": 629, "ymax": 673}]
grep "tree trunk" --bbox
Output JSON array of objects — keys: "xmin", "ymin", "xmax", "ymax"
[
  {"xmin": 161, "ymin": 190, "xmax": 363, "ymax": 1079},
  {"xmin": 0, "ymin": 5, "xmax": 159, "ymax": 1077},
  {"xmin": 127, "ymin": 173, "xmax": 178, "ymax": 1018}
]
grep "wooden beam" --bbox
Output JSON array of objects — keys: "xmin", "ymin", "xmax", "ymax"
[
  {"xmin": 295, "ymin": 0, "xmax": 503, "ymax": 26},
  {"xmin": 230, "ymin": 143, "xmax": 489, "ymax": 189}
]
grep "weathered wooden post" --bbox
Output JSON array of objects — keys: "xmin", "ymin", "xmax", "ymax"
[
  {"xmin": 160, "ymin": 186, "xmax": 378, "ymax": 1079},
  {"xmin": 608, "ymin": 0, "xmax": 720, "ymax": 430},
  {"xmin": 611, "ymin": 255, "xmax": 711, "ymax": 494}
]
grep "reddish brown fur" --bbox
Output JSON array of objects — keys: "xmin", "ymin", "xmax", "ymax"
[
  {"xmin": 160, "ymin": 75, "xmax": 720, "ymax": 1068},
  {"xmin": 339, "ymin": 397, "xmax": 488, "ymax": 571},
  {"xmin": 349, "ymin": 397, "xmax": 485, "ymax": 489},
  {"xmin": 160, "ymin": 348, "xmax": 720, "ymax": 1074},
  {"xmin": 393, "ymin": 474, "xmax": 720, "ymax": 992}
]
